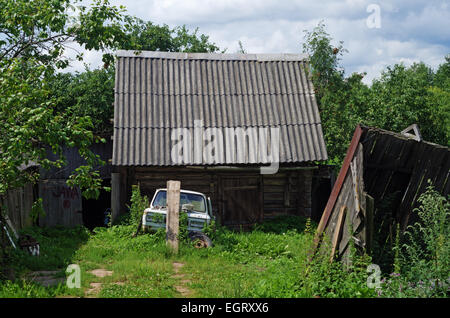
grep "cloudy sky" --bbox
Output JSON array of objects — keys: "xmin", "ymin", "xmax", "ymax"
[{"xmin": 71, "ymin": 0, "xmax": 450, "ymax": 84}]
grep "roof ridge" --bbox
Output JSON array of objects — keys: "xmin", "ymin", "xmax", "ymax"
[
  {"xmin": 113, "ymin": 123, "xmax": 324, "ymax": 129},
  {"xmin": 116, "ymin": 50, "xmax": 309, "ymax": 61}
]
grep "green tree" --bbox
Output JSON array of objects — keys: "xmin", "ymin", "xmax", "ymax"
[
  {"xmin": 302, "ymin": 22, "xmax": 368, "ymax": 165},
  {"xmin": 0, "ymin": 0, "xmax": 131, "ymax": 198},
  {"xmin": 0, "ymin": 0, "xmax": 132, "ymax": 67},
  {"xmin": 368, "ymin": 63, "xmax": 433, "ymax": 135},
  {"xmin": 48, "ymin": 19, "xmax": 220, "ymax": 135},
  {"xmin": 121, "ymin": 17, "xmax": 219, "ymax": 53},
  {"xmin": 302, "ymin": 22, "xmax": 450, "ymax": 166},
  {"xmin": 428, "ymin": 56, "xmax": 450, "ymax": 145},
  {"xmin": 367, "ymin": 60, "xmax": 449, "ymax": 147},
  {"xmin": 49, "ymin": 68, "xmax": 115, "ymax": 135},
  {"xmin": 302, "ymin": 21, "xmax": 347, "ymax": 100},
  {"xmin": 319, "ymin": 73, "xmax": 370, "ymax": 165}
]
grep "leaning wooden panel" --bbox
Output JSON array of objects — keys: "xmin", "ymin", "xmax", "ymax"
[
  {"xmin": 314, "ymin": 125, "xmax": 364, "ymax": 254},
  {"xmin": 352, "ymin": 144, "xmax": 366, "ymax": 239},
  {"xmin": 316, "ymin": 124, "xmax": 450, "ymax": 265},
  {"xmin": 338, "ymin": 144, "xmax": 366, "ymax": 262},
  {"xmin": 315, "ymin": 125, "xmax": 363, "ymax": 238},
  {"xmin": 329, "ymin": 205, "xmax": 347, "ymax": 262}
]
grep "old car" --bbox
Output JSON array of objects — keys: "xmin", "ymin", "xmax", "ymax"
[{"xmin": 142, "ymin": 188, "xmax": 214, "ymax": 247}]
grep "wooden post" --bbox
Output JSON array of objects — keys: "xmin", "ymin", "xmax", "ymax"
[
  {"xmin": 166, "ymin": 180, "xmax": 181, "ymax": 253},
  {"xmin": 111, "ymin": 173, "xmax": 121, "ymax": 224}
]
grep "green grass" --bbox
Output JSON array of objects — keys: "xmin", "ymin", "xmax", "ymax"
[
  {"xmin": 3, "ymin": 186, "xmax": 448, "ymax": 298},
  {"xmin": 0, "ymin": 226, "xmax": 90, "ymax": 297},
  {"xmin": 0, "ymin": 215, "xmax": 377, "ymax": 298},
  {"xmin": 10, "ymin": 225, "xmax": 91, "ymax": 272}
]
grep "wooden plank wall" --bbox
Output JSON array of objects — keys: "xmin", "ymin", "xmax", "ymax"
[
  {"xmin": 40, "ymin": 140, "xmax": 113, "ymax": 180},
  {"xmin": 323, "ymin": 144, "xmax": 366, "ymax": 262},
  {"xmin": 316, "ymin": 125, "xmax": 449, "ymax": 264},
  {"xmin": 261, "ymin": 170, "xmax": 313, "ymax": 219},
  {"xmin": 360, "ymin": 128, "xmax": 450, "ymax": 231},
  {"xmin": 0, "ymin": 183, "xmax": 34, "ymax": 231},
  {"xmin": 131, "ymin": 167, "xmax": 318, "ymax": 228},
  {"xmin": 38, "ymin": 180, "xmax": 83, "ymax": 227}
]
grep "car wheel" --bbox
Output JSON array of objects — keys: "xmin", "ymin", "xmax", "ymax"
[{"xmin": 189, "ymin": 232, "xmax": 213, "ymax": 248}]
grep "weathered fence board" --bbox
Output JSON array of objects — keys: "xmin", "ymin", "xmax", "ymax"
[
  {"xmin": 38, "ymin": 180, "xmax": 83, "ymax": 227},
  {"xmin": 315, "ymin": 124, "xmax": 449, "ymax": 263},
  {"xmin": 0, "ymin": 183, "xmax": 34, "ymax": 230}
]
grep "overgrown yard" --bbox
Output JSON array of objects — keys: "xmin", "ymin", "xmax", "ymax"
[
  {"xmin": 0, "ymin": 216, "xmax": 377, "ymax": 298},
  {"xmin": 1, "ymin": 185, "xmax": 449, "ymax": 299}
]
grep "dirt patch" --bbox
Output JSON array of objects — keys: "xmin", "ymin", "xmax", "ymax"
[
  {"xmin": 85, "ymin": 282, "xmax": 102, "ymax": 297},
  {"xmin": 172, "ymin": 262, "xmax": 184, "ymax": 272},
  {"xmin": 28, "ymin": 270, "xmax": 65, "ymax": 287},
  {"xmin": 171, "ymin": 262, "xmax": 193, "ymax": 297},
  {"xmin": 175, "ymin": 284, "xmax": 191, "ymax": 296},
  {"xmin": 89, "ymin": 269, "xmax": 113, "ymax": 278},
  {"xmin": 84, "ymin": 269, "xmax": 115, "ymax": 297},
  {"xmin": 84, "ymin": 282, "xmax": 124, "ymax": 298}
]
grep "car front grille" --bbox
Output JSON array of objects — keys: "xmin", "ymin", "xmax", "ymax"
[{"xmin": 146, "ymin": 213, "xmax": 165, "ymax": 224}]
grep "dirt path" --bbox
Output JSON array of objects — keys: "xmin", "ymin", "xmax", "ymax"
[
  {"xmin": 28, "ymin": 270, "xmax": 65, "ymax": 287},
  {"xmin": 172, "ymin": 262, "xmax": 193, "ymax": 297},
  {"xmin": 85, "ymin": 268, "xmax": 118, "ymax": 297},
  {"xmin": 31, "ymin": 265, "xmax": 193, "ymax": 298}
]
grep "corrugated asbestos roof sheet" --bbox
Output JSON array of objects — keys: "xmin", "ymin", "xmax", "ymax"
[{"xmin": 113, "ymin": 50, "xmax": 328, "ymax": 166}]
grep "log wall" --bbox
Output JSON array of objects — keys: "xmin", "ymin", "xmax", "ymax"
[{"xmin": 119, "ymin": 166, "xmax": 326, "ymax": 229}]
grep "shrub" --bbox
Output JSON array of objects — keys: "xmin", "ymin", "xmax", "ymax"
[
  {"xmin": 400, "ymin": 184, "xmax": 449, "ymax": 296},
  {"xmin": 178, "ymin": 211, "xmax": 190, "ymax": 243},
  {"xmin": 298, "ymin": 226, "xmax": 375, "ymax": 298},
  {"xmin": 0, "ymin": 279, "xmax": 66, "ymax": 298},
  {"xmin": 380, "ymin": 183, "xmax": 449, "ymax": 297},
  {"xmin": 126, "ymin": 185, "xmax": 149, "ymax": 227}
]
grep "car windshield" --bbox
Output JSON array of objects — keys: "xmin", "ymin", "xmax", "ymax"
[{"xmin": 152, "ymin": 190, "xmax": 206, "ymax": 213}]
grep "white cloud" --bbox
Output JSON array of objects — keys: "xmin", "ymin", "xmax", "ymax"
[{"xmin": 69, "ymin": 0, "xmax": 449, "ymax": 83}]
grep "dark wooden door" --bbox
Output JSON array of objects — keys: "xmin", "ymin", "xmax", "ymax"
[{"xmin": 220, "ymin": 176, "xmax": 263, "ymax": 229}]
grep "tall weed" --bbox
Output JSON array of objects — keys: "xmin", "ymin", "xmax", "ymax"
[
  {"xmin": 125, "ymin": 185, "xmax": 149, "ymax": 226},
  {"xmin": 380, "ymin": 183, "xmax": 449, "ymax": 297}
]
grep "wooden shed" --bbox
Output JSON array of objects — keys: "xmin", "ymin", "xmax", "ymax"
[
  {"xmin": 315, "ymin": 124, "xmax": 450, "ymax": 263},
  {"xmin": 111, "ymin": 51, "xmax": 331, "ymax": 228},
  {"xmin": 37, "ymin": 140, "xmax": 113, "ymax": 229}
]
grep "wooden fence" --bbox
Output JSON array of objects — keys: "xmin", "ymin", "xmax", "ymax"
[
  {"xmin": 315, "ymin": 124, "xmax": 450, "ymax": 262},
  {"xmin": 0, "ymin": 184, "xmax": 34, "ymax": 231},
  {"xmin": 38, "ymin": 180, "xmax": 83, "ymax": 227}
]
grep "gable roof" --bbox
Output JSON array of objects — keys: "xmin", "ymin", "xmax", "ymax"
[{"xmin": 112, "ymin": 50, "xmax": 328, "ymax": 166}]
